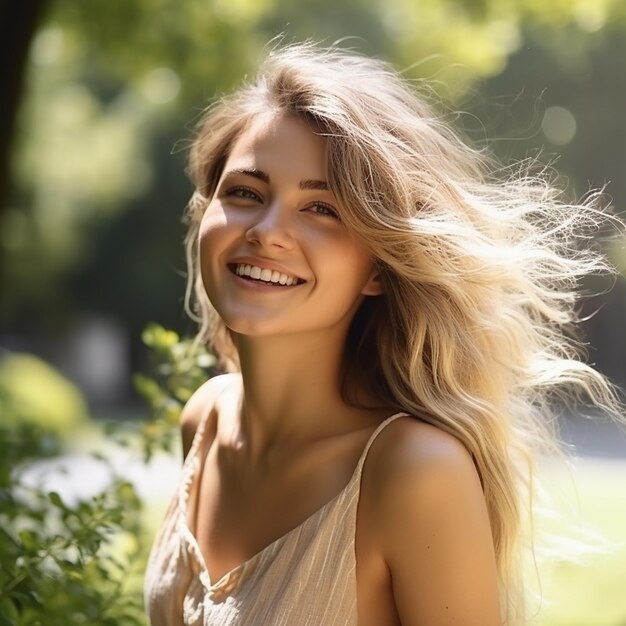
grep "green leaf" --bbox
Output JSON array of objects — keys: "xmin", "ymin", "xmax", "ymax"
[
  {"xmin": 0, "ymin": 597, "xmax": 18, "ymax": 624},
  {"xmin": 48, "ymin": 491, "xmax": 65, "ymax": 509},
  {"xmin": 0, "ymin": 613, "xmax": 16, "ymax": 626},
  {"xmin": 141, "ymin": 323, "xmax": 179, "ymax": 349},
  {"xmin": 18, "ymin": 529, "xmax": 39, "ymax": 553},
  {"xmin": 132, "ymin": 373, "xmax": 163, "ymax": 406}
]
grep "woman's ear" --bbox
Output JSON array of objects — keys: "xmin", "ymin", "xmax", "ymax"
[{"xmin": 361, "ymin": 268, "xmax": 384, "ymax": 296}]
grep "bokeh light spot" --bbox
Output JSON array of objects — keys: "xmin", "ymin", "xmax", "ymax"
[
  {"xmin": 542, "ymin": 106, "xmax": 577, "ymax": 146},
  {"xmin": 30, "ymin": 26, "xmax": 64, "ymax": 66},
  {"xmin": 142, "ymin": 68, "xmax": 181, "ymax": 104}
]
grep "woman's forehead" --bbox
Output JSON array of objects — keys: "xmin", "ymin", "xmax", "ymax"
[{"xmin": 224, "ymin": 112, "xmax": 328, "ymax": 177}]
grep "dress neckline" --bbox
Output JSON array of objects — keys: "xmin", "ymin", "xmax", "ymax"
[{"xmin": 179, "ymin": 410, "xmax": 409, "ymax": 591}]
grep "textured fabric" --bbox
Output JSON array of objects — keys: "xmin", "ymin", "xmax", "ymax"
[{"xmin": 144, "ymin": 411, "xmax": 407, "ymax": 626}]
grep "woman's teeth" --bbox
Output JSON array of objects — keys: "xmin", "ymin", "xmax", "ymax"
[{"xmin": 234, "ymin": 264, "xmax": 299, "ymax": 286}]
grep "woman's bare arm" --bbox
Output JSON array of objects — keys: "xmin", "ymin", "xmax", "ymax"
[{"xmin": 365, "ymin": 419, "xmax": 502, "ymax": 626}]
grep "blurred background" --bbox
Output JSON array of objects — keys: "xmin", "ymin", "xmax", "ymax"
[
  {"xmin": 3, "ymin": 0, "xmax": 626, "ymax": 416},
  {"xmin": 1, "ymin": 1, "xmax": 626, "ymax": 624}
]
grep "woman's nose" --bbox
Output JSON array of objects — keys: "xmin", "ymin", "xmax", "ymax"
[{"xmin": 245, "ymin": 201, "xmax": 295, "ymax": 250}]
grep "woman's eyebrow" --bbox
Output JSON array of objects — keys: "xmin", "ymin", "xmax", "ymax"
[
  {"xmin": 223, "ymin": 168, "xmax": 329, "ymax": 192},
  {"xmin": 223, "ymin": 168, "xmax": 270, "ymax": 183},
  {"xmin": 299, "ymin": 179, "xmax": 329, "ymax": 191}
]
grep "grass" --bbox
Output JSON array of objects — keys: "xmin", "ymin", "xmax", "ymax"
[{"xmin": 534, "ymin": 457, "xmax": 626, "ymax": 626}]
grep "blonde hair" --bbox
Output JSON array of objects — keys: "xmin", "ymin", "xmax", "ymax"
[{"xmin": 183, "ymin": 43, "xmax": 622, "ymax": 624}]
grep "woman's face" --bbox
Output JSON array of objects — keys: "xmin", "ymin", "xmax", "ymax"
[{"xmin": 198, "ymin": 112, "xmax": 381, "ymax": 339}]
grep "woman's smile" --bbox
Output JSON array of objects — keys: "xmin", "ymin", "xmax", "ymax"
[
  {"xmin": 227, "ymin": 257, "xmax": 307, "ymax": 288},
  {"xmin": 233, "ymin": 264, "xmax": 299, "ymax": 286}
]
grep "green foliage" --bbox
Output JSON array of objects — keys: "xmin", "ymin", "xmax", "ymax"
[
  {"xmin": 0, "ymin": 327, "xmax": 213, "ymax": 624},
  {"xmin": 4, "ymin": 37, "xmax": 158, "ymax": 320},
  {"xmin": 0, "ymin": 421, "xmax": 146, "ymax": 625},
  {"xmin": 132, "ymin": 323, "xmax": 216, "ymax": 460},
  {"xmin": 0, "ymin": 351, "xmax": 88, "ymax": 437}
]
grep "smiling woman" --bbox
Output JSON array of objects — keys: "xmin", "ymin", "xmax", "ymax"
[{"xmin": 143, "ymin": 43, "xmax": 623, "ymax": 626}]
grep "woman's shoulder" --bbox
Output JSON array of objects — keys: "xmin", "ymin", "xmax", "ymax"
[
  {"xmin": 368, "ymin": 416, "xmax": 476, "ymax": 481},
  {"xmin": 361, "ymin": 415, "xmax": 487, "ymax": 538},
  {"xmin": 180, "ymin": 373, "xmax": 240, "ymax": 458},
  {"xmin": 359, "ymin": 416, "xmax": 500, "ymax": 624}
]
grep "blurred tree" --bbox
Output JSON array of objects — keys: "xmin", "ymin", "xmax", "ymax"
[
  {"xmin": 0, "ymin": 1, "xmax": 47, "ymax": 212},
  {"xmin": 1, "ymin": 0, "xmax": 625, "ymax": 383}
]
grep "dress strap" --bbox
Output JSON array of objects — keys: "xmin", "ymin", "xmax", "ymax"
[
  {"xmin": 354, "ymin": 411, "xmax": 409, "ymax": 477},
  {"xmin": 184, "ymin": 405, "xmax": 214, "ymax": 468}
]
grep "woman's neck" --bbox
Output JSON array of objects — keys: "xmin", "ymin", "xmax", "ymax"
[{"xmin": 230, "ymin": 328, "xmax": 373, "ymax": 460}]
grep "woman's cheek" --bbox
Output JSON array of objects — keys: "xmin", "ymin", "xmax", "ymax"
[{"xmin": 199, "ymin": 203, "xmax": 228, "ymax": 237}]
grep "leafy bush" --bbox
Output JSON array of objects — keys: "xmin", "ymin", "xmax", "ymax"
[
  {"xmin": 0, "ymin": 327, "xmax": 215, "ymax": 625},
  {"xmin": 0, "ymin": 445, "xmax": 145, "ymax": 625},
  {"xmin": 0, "ymin": 372, "xmax": 145, "ymax": 625}
]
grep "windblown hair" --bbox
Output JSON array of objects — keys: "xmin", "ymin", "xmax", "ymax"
[{"xmin": 183, "ymin": 43, "xmax": 621, "ymax": 624}]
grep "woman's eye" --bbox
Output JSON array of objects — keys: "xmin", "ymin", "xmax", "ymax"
[
  {"xmin": 226, "ymin": 186, "xmax": 262, "ymax": 202},
  {"xmin": 309, "ymin": 202, "xmax": 341, "ymax": 221}
]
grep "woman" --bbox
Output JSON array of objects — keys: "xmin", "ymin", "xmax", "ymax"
[{"xmin": 144, "ymin": 43, "xmax": 621, "ymax": 625}]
